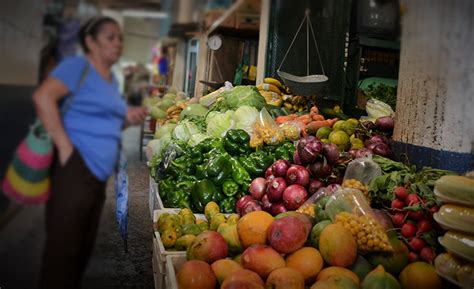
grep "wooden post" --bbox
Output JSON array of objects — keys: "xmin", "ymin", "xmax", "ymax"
[
  {"xmin": 394, "ymin": 0, "xmax": 474, "ymax": 161},
  {"xmin": 256, "ymin": 0, "xmax": 271, "ymax": 84}
]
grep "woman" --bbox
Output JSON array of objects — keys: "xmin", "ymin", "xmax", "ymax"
[{"xmin": 32, "ymin": 17, "xmax": 147, "ymax": 288}]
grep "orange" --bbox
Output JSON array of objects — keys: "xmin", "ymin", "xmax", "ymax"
[{"xmin": 286, "ymin": 247, "xmax": 324, "ymax": 284}]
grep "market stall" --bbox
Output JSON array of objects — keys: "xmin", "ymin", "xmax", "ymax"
[{"xmin": 143, "ymin": 76, "xmax": 473, "ymax": 289}]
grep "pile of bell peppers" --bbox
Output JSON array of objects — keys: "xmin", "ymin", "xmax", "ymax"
[{"xmin": 154, "ymin": 129, "xmax": 295, "ymax": 213}]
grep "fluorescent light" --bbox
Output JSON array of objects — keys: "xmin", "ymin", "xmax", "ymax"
[{"xmin": 122, "ymin": 9, "xmax": 168, "ymax": 19}]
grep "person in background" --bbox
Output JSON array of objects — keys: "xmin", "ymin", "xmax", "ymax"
[
  {"xmin": 157, "ymin": 46, "xmax": 169, "ymax": 85},
  {"xmin": 32, "ymin": 16, "xmax": 147, "ymax": 289}
]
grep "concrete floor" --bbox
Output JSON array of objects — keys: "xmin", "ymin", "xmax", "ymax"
[{"xmin": 0, "ymin": 126, "xmax": 154, "ymax": 289}]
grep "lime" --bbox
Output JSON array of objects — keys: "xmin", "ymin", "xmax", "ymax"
[
  {"xmin": 332, "ymin": 120, "xmax": 346, "ymax": 131},
  {"xmin": 321, "ymin": 138, "xmax": 331, "ymax": 144},
  {"xmin": 347, "ymin": 118, "xmax": 359, "ymax": 126},
  {"xmin": 341, "ymin": 122, "xmax": 357, "ymax": 136},
  {"xmin": 329, "ymin": 130, "xmax": 350, "ymax": 151},
  {"xmin": 350, "ymin": 137, "xmax": 365, "ymax": 149},
  {"xmin": 316, "ymin": 126, "xmax": 332, "ymax": 139}
]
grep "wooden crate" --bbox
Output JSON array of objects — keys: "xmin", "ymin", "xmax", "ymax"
[{"xmin": 165, "ymin": 254, "xmax": 187, "ymax": 289}]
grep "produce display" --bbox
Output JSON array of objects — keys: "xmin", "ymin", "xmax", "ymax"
[{"xmin": 146, "ymin": 83, "xmax": 472, "ymax": 289}]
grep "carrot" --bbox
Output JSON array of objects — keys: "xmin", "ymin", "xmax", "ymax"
[
  {"xmin": 310, "ymin": 106, "xmax": 319, "ymax": 115},
  {"xmin": 305, "ymin": 118, "xmax": 339, "ymax": 135},
  {"xmin": 275, "ymin": 114, "xmax": 297, "ymax": 124},
  {"xmin": 311, "ymin": 114, "xmax": 325, "ymax": 121},
  {"xmin": 296, "ymin": 114, "xmax": 312, "ymax": 125},
  {"xmin": 292, "ymin": 120, "xmax": 307, "ymax": 137}
]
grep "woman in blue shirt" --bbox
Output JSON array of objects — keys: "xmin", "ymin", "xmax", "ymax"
[{"xmin": 32, "ymin": 16, "xmax": 147, "ymax": 289}]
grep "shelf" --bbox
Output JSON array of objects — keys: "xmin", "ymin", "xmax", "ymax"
[
  {"xmin": 210, "ymin": 27, "xmax": 259, "ymax": 39},
  {"xmin": 359, "ymin": 37, "xmax": 400, "ymax": 50}
]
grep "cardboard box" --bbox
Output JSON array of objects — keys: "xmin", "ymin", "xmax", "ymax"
[
  {"xmin": 205, "ymin": 9, "xmax": 236, "ymax": 29},
  {"xmin": 235, "ymin": 12, "xmax": 260, "ymax": 30}
]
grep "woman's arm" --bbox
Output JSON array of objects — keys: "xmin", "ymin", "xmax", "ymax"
[
  {"xmin": 125, "ymin": 106, "xmax": 147, "ymax": 128},
  {"xmin": 32, "ymin": 77, "xmax": 73, "ymax": 166}
]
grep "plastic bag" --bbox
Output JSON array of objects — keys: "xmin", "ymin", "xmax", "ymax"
[
  {"xmin": 325, "ymin": 188, "xmax": 393, "ymax": 253},
  {"xmin": 435, "ymin": 253, "xmax": 474, "ymax": 289},
  {"xmin": 360, "ymin": 98, "xmax": 395, "ymax": 122},
  {"xmin": 250, "ymin": 108, "xmax": 285, "ymax": 148},
  {"xmin": 297, "ymin": 184, "xmax": 341, "ymax": 222},
  {"xmin": 343, "ymin": 155, "xmax": 382, "ymax": 185},
  {"xmin": 279, "ymin": 121, "xmax": 301, "ymax": 141}
]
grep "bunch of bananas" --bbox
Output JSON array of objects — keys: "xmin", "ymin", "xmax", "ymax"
[
  {"xmin": 257, "ymin": 77, "xmax": 287, "ymax": 107},
  {"xmin": 160, "ymin": 102, "xmax": 187, "ymax": 125}
]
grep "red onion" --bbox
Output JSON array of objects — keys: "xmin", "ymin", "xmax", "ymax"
[
  {"xmin": 326, "ymin": 184, "xmax": 341, "ymax": 194},
  {"xmin": 249, "ymin": 177, "xmax": 266, "ymax": 200},
  {"xmin": 365, "ymin": 135, "xmax": 387, "ymax": 147},
  {"xmin": 297, "ymin": 135, "xmax": 317, "ymax": 151},
  {"xmin": 282, "ymin": 185, "xmax": 308, "ymax": 210},
  {"xmin": 349, "ymin": 148, "xmax": 373, "ymax": 159},
  {"xmin": 323, "ymin": 143, "xmax": 340, "ymax": 164},
  {"xmin": 236, "ymin": 195, "xmax": 255, "ymax": 215},
  {"xmin": 266, "ymin": 177, "xmax": 287, "ymax": 202},
  {"xmin": 261, "ymin": 194, "xmax": 272, "ymax": 212},
  {"xmin": 361, "ymin": 121, "xmax": 376, "ymax": 131},
  {"xmin": 372, "ymin": 142, "xmax": 392, "ymax": 157},
  {"xmin": 270, "ymin": 202, "xmax": 288, "ymax": 216},
  {"xmin": 242, "ymin": 200, "xmax": 262, "ymax": 215},
  {"xmin": 265, "ymin": 167, "xmax": 274, "ymax": 178},
  {"xmin": 293, "ymin": 150, "xmax": 302, "ymax": 165},
  {"xmin": 308, "ymin": 161, "xmax": 332, "ymax": 179},
  {"xmin": 286, "ymin": 165, "xmax": 310, "ymax": 187},
  {"xmin": 307, "ymin": 179, "xmax": 324, "ymax": 195},
  {"xmin": 271, "ymin": 160, "xmax": 291, "ymax": 178},
  {"xmin": 298, "ymin": 139, "xmax": 324, "ymax": 165},
  {"xmin": 375, "ymin": 116, "xmax": 394, "ymax": 133}
]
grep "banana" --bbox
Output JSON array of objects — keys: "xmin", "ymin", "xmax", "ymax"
[
  {"xmin": 259, "ymin": 91, "xmax": 280, "ymax": 102},
  {"xmin": 257, "ymin": 83, "xmax": 282, "ymax": 95},
  {"xmin": 268, "ymin": 99, "xmax": 283, "ymax": 107},
  {"xmin": 263, "ymin": 77, "xmax": 284, "ymax": 89},
  {"xmin": 283, "ymin": 102, "xmax": 293, "ymax": 110}
]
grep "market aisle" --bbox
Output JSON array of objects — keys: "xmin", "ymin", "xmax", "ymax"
[{"xmin": 0, "ymin": 125, "xmax": 154, "ymax": 289}]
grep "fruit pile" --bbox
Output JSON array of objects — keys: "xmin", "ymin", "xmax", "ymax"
[{"xmin": 174, "ymin": 210, "xmax": 442, "ymax": 289}]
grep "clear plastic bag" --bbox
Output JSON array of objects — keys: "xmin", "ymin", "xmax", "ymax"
[
  {"xmin": 325, "ymin": 188, "xmax": 393, "ymax": 253},
  {"xmin": 279, "ymin": 121, "xmax": 301, "ymax": 141},
  {"xmin": 251, "ymin": 108, "xmax": 285, "ymax": 147},
  {"xmin": 435, "ymin": 253, "xmax": 474, "ymax": 289},
  {"xmin": 297, "ymin": 185, "xmax": 342, "ymax": 222},
  {"xmin": 343, "ymin": 155, "xmax": 382, "ymax": 185}
]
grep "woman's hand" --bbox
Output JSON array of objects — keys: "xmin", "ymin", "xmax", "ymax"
[{"xmin": 126, "ymin": 106, "xmax": 147, "ymax": 126}]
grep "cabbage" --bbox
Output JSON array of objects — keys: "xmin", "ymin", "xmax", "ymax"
[
  {"xmin": 146, "ymin": 135, "xmax": 171, "ymax": 157},
  {"xmin": 150, "ymin": 106, "xmax": 166, "ymax": 120},
  {"xmin": 143, "ymin": 96, "xmax": 159, "ymax": 108},
  {"xmin": 154, "ymin": 123, "xmax": 177, "ymax": 139},
  {"xmin": 233, "ymin": 105, "xmax": 259, "ymax": 132},
  {"xmin": 163, "ymin": 93, "xmax": 176, "ymax": 101},
  {"xmin": 179, "ymin": 104, "xmax": 208, "ymax": 120},
  {"xmin": 160, "ymin": 99, "xmax": 174, "ymax": 110},
  {"xmin": 361, "ymin": 98, "xmax": 395, "ymax": 122},
  {"xmin": 222, "ymin": 86, "xmax": 265, "ymax": 110},
  {"xmin": 206, "ymin": 110, "xmax": 235, "ymax": 137},
  {"xmin": 172, "ymin": 120, "xmax": 202, "ymax": 142},
  {"xmin": 188, "ymin": 133, "xmax": 211, "ymax": 147}
]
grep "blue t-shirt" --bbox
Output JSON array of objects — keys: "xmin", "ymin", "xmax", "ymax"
[{"xmin": 50, "ymin": 56, "xmax": 127, "ymax": 181}]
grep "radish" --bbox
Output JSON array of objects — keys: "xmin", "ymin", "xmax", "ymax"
[
  {"xmin": 408, "ymin": 237, "xmax": 426, "ymax": 252},
  {"xmin": 391, "ymin": 213, "xmax": 406, "ymax": 227},
  {"xmin": 401, "ymin": 223, "xmax": 417, "ymax": 238},
  {"xmin": 391, "ymin": 199, "xmax": 405, "ymax": 211},
  {"xmin": 417, "ymin": 219, "xmax": 433, "ymax": 234},
  {"xmin": 406, "ymin": 194, "xmax": 421, "ymax": 206},
  {"xmin": 393, "ymin": 186, "xmax": 409, "ymax": 200},
  {"xmin": 408, "ymin": 252, "xmax": 419, "ymax": 263},
  {"xmin": 428, "ymin": 205, "xmax": 439, "ymax": 218},
  {"xmin": 407, "ymin": 210, "xmax": 425, "ymax": 221},
  {"xmin": 420, "ymin": 246, "xmax": 435, "ymax": 263}
]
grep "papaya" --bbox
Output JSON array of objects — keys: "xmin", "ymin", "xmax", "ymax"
[
  {"xmin": 181, "ymin": 224, "xmax": 201, "ymax": 235},
  {"xmin": 217, "ymin": 223, "xmax": 243, "ymax": 256},
  {"xmin": 361, "ymin": 265, "xmax": 400, "ymax": 289},
  {"xmin": 349, "ymin": 255, "xmax": 373, "ymax": 281},
  {"xmin": 366, "ymin": 233, "xmax": 408, "ymax": 276},
  {"xmin": 309, "ymin": 220, "xmax": 332, "ymax": 249},
  {"xmin": 175, "ymin": 234, "xmax": 196, "ymax": 251}
]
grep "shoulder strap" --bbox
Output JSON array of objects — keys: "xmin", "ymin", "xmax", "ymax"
[{"xmin": 60, "ymin": 62, "xmax": 90, "ymax": 116}]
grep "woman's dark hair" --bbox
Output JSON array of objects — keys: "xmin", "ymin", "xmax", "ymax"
[{"xmin": 79, "ymin": 16, "xmax": 119, "ymax": 53}]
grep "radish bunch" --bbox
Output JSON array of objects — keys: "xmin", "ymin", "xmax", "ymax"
[{"xmin": 389, "ymin": 186, "xmax": 439, "ymax": 264}]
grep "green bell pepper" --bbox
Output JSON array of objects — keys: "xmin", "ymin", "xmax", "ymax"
[
  {"xmin": 228, "ymin": 157, "xmax": 252, "ymax": 187},
  {"xmin": 224, "ymin": 129, "xmax": 251, "ymax": 156},
  {"xmin": 158, "ymin": 179, "xmax": 174, "ymax": 201},
  {"xmin": 211, "ymin": 188, "xmax": 225, "ymax": 203},
  {"xmin": 192, "ymin": 179, "xmax": 218, "ymax": 212},
  {"xmin": 239, "ymin": 151, "xmax": 274, "ymax": 178},
  {"xmin": 163, "ymin": 189, "xmax": 189, "ymax": 208},
  {"xmin": 222, "ymin": 179, "xmax": 239, "ymax": 196},
  {"xmin": 204, "ymin": 150, "xmax": 231, "ymax": 184},
  {"xmin": 198, "ymin": 137, "xmax": 225, "ymax": 154},
  {"xmin": 189, "ymin": 149, "xmax": 204, "ymax": 164},
  {"xmin": 219, "ymin": 197, "xmax": 236, "ymax": 214},
  {"xmin": 275, "ymin": 142, "xmax": 295, "ymax": 162}
]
